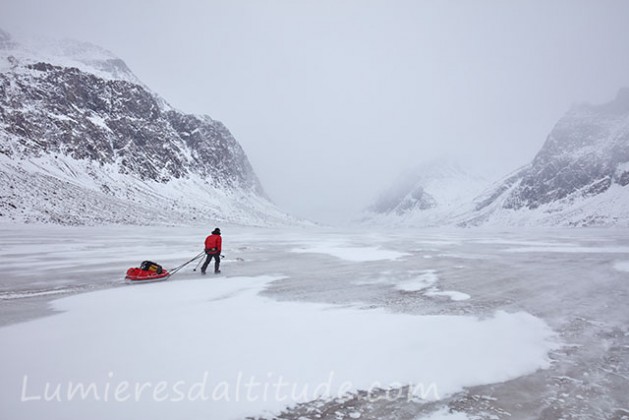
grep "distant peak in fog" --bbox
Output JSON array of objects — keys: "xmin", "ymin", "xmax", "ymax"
[{"xmin": 364, "ymin": 158, "xmax": 488, "ymax": 221}]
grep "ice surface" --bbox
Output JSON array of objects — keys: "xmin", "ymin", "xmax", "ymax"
[
  {"xmin": 505, "ymin": 245, "xmax": 629, "ymax": 253},
  {"xmin": 418, "ymin": 408, "xmax": 470, "ymax": 419},
  {"xmin": 0, "ymin": 224, "xmax": 627, "ymax": 419}
]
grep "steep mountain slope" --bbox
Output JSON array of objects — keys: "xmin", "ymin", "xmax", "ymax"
[
  {"xmin": 463, "ymin": 88, "xmax": 629, "ymax": 227},
  {"xmin": 0, "ymin": 30, "xmax": 291, "ymax": 225},
  {"xmin": 360, "ymin": 160, "xmax": 488, "ymax": 226}
]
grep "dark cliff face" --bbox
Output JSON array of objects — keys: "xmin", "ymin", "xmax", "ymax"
[
  {"xmin": 0, "ymin": 60, "xmax": 264, "ymax": 194},
  {"xmin": 477, "ymin": 89, "xmax": 629, "ymax": 213}
]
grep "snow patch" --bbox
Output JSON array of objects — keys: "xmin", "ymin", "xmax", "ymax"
[
  {"xmin": 86, "ymin": 114, "xmax": 112, "ymax": 132},
  {"xmin": 613, "ymin": 261, "xmax": 629, "ymax": 273},
  {"xmin": 424, "ymin": 290, "xmax": 471, "ymax": 301},
  {"xmin": 395, "ymin": 270, "xmax": 439, "ymax": 292},
  {"xmin": 394, "ymin": 271, "xmax": 471, "ymax": 301},
  {"xmin": 0, "ymin": 276, "xmax": 558, "ymax": 420},
  {"xmin": 291, "ymin": 244, "xmax": 409, "ymax": 262}
]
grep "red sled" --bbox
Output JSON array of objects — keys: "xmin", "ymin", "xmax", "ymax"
[{"xmin": 125, "ymin": 261, "xmax": 170, "ymax": 283}]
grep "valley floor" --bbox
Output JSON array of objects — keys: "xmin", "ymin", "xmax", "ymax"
[{"xmin": 0, "ymin": 223, "xmax": 628, "ymax": 419}]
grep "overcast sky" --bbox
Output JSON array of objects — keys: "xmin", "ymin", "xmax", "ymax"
[{"xmin": 2, "ymin": 0, "xmax": 629, "ymax": 223}]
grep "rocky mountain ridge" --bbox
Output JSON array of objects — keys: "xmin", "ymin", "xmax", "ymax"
[
  {"xmin": 465, "ymin": 88, "xmax": 629, "ymax": 226},
  {"xmin": 0, "ymin": 30, "xmax": 291, "ymax": 225}
]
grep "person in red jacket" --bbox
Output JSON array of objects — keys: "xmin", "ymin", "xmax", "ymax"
[{"xmin": 201, "ymin": 228, "xmax": 222, "ymax": 274}]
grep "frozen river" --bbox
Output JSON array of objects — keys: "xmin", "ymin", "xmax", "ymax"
[{"xmin": 0, "ymin": 223, "xmax": 628, "ymax": 419}]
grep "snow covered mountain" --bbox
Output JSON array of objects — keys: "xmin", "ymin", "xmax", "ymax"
[
  {"xmin": 463, "ymin": 88, "xmax": 629, "ymax": 227},
  {"xmin": 360, "ymin": 159, "xmax": 488, "ymax": 226},
  {"xmin": 0, "ymin": 30, "xmax": 293, "ymax": 225},
  {"xmin": 362, "ymin": 89, "xmax": 629, "ymax": 228}
]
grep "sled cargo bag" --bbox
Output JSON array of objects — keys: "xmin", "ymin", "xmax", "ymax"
[{"xmin": 140, "ymin": 260, "xmax": 163, "ymax": 274}]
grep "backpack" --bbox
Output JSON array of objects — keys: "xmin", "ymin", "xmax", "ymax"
[{"xmin": 140, "ymin": 260, "xmax": 163, "ymax": 274}]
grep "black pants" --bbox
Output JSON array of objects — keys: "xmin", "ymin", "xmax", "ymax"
[{"xmin": 201, "ymin": 253, "xmax": 220, "ymax": 273}]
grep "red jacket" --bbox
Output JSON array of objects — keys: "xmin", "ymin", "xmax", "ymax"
[{"xmin": 205, "ymin": 234, "xmax": 222, "ymax": 254}]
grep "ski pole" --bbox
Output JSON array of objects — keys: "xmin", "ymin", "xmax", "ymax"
[
  {"xmin": 193, "ymin": 253, "xmax": 205, "ymax": 271},
  {"xmin": 168, "ymin": 251, "xmax": 205, "ymax": 277}
]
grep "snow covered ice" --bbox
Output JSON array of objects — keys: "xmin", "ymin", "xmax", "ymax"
[{"xmin": 0, "ymin": 224, "xmax": 628, "ymax": 419}]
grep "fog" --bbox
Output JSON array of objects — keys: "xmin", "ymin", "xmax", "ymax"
[{"xmin": 2, "ymin": 0, "xmax": 629, "ymax": 223}]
